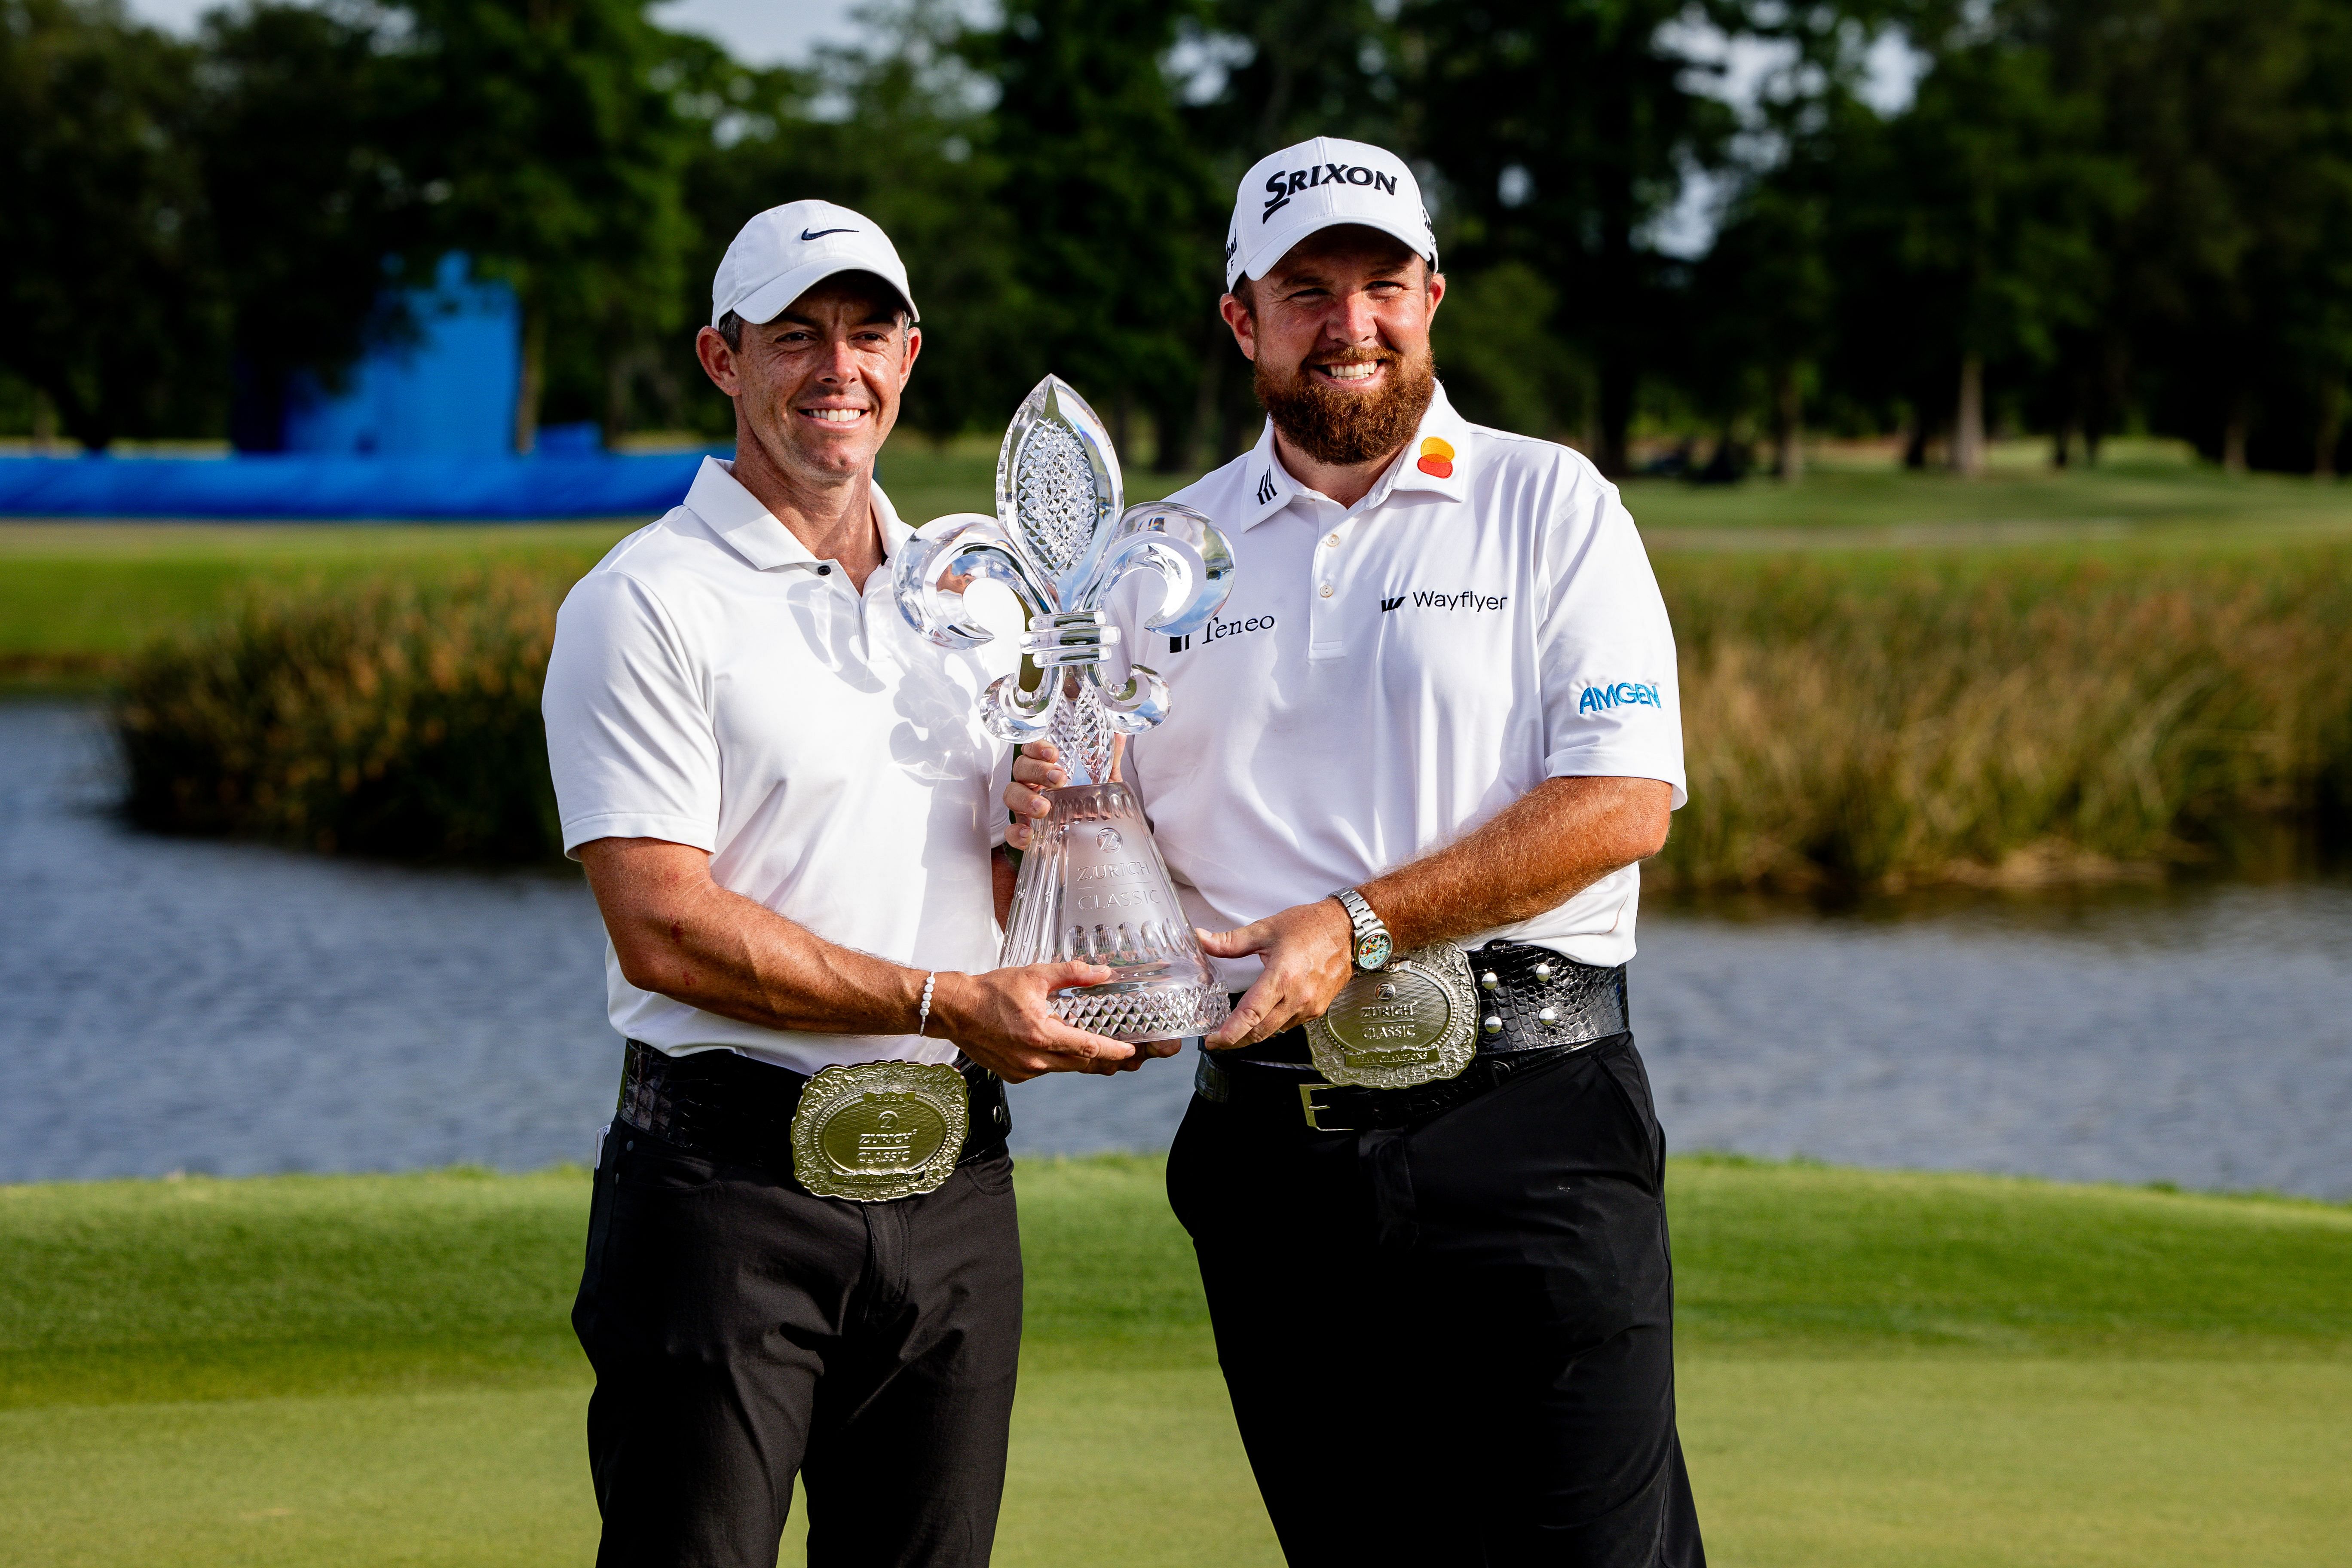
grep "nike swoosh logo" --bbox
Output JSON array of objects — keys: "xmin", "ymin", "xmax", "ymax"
[{"xmin": 799, "ymin": 227, "xmax": 855, "ymax": 241}]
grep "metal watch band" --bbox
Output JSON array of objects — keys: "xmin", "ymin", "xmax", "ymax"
[{"xmin": 1332, "ymin": 887, "xmax": 1393, "ymax": 972}]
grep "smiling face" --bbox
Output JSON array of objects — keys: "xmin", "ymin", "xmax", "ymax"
[
  {"xmin": 1222, "ymin": 225, "xmax": 1443, "ymax": 469},
  {"xmin": 695, "ymin": 270, "xmax": 919, "ymax": 488}
]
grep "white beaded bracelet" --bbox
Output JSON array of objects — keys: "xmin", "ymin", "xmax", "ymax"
[{"xmin": 916, "ymin": 971, "xmax": 937, "ymax": 1037}]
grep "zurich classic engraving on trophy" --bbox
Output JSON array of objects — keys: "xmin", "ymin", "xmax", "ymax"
[{"xmin": 893, "ymin": 376, "xmax": 1235, "ymax": 1040}]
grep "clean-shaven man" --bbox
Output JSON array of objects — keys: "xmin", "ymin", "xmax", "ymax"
[
  {"xmin": 1009, "ymin": 140, "xmax": 1706, "ymax": 1566},
  {"xmin": 545, "ymin": 200, "xmax": 1134, "ymax": 1568}
]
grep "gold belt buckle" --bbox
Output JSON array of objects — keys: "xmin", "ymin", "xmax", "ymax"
[
  {"xmin": 1298, "ymin": 1083, "xmax": 1354, "ymax": 1133},
  {"xmin": 789, "ymin": 1060, "xmax": 968, "ymax": 1202},
  {"xmin": 1302, "ymin": 943, "xmax": 1479, "ymax": 1089}
]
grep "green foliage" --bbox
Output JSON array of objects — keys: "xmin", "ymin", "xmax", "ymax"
[
  {"xmin": 973, "ymin": 0, "xmax": 1222, "ymax": 466},
  {"xmin": 0, "ymin": 0, "xmax": 223, "ymax": 449},
  {"xmin": 1733, "ymin": 0, "xmax": 2352, "ymax": 471},
  {"xmin": 15, "ymin": 0, "xmax": 2352, "ymax": 474},
  {"xmin": 114, "ymin": 572, "xmax": 567, "ymax": 860},
  {"xmin": 66, "ymin": 465, "xmax": 2352, "ymax": 879},
  {"xmin": 665, "ymin": 7, "xmax": 1020, "ymax": 444},
  {"xmin": 1659, "ymin": 540, "xmax": 2352, "ymax": 890},
  {"xmin": 1431, "ymin": 260, "xmax": 1588, "ymax": 441},
  {"xmin": 391, "ymin": 0, "xmax": 698, "ymax": 448},
  {"xmin": 193, "ymin": 2, "xmax": 420, "ymax": 452},
  {"xmin": 1402, "ymin": 0, "xmax": 1745, "ymax": 473}
]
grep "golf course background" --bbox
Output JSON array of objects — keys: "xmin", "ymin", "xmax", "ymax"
[
  {"xmin": 16, "ymin": 438, "xmax": 2352, "ymax": 890},
  {"xmin": 2, "ymin": 1155, "xmax": 2345, "ymax": 1568},
  {"xmin": 5, "ymin": 444, "xmax": 2352, "ymax": 1563}
]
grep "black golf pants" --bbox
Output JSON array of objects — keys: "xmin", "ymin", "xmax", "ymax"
[
  {"xmin": 573, "ymin": 1124, "xmax": 1023, "ymax": 1568},
  {"xmin": 1167, "ymin": 1033, "xmax": 1706, "ymax": 1568}
]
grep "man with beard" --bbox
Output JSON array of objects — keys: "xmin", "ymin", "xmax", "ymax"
[{"xmin": 1006, "ymin": 138, "xmax": 1704, "ymax": 1566}]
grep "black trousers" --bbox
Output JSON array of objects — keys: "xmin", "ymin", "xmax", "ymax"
[
  {"xmin": 1167, "ymin": 1033, "xmax": 1706, "ymax": 1568},
  {"xmin": 573, "ymin": 1123, "xmax": 1023, "ymax": 1568}
]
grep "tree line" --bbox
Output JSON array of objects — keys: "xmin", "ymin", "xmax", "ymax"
[{"xmin": 5, "ymin": 0, "xmax": 2349, "ymax": 476}]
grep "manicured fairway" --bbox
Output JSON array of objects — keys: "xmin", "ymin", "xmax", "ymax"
[{"xmin": 2, "ymin": 1156, "xmax": 2345, "ymax": 1567}]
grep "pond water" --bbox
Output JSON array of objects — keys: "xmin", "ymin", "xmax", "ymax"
[{"xmin": 4, "ymin": 702, "xmax": 2348, "ymax": 1197}]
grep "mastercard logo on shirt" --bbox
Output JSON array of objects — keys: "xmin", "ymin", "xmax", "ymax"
[{"xmin": 1416, "ymin": 437, "xmax": 1455, "ymax": 478}]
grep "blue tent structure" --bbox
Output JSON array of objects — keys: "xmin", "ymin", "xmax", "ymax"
[
  {"xmin": 0, "ymin": 450, "xmax": 716, "ymax": 520},
  {"xmin": 280, "ymin": 253, "xmax": 527, "ymax": 460},
  {"xmin": 1, "ymin": 254, "xmax": 725, "ymax": 521}
]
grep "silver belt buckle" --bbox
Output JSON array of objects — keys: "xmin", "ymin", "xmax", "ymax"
[
  {"xmin": 1302, "ymin": 943, "xmax": 1479, "ymax": 1089},
  {"xmin": 788, "ymin": 1060, "xmax": 968, "ymax": 1202}
]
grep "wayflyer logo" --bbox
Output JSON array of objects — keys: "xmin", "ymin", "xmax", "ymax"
[
  {"xmin": 1385, "ymin": 588, "xmax": 1507, "ymax": 613},
  {"xmin": 1416, "ymin": 437, "xmax": 1455, "ymax": 478}
]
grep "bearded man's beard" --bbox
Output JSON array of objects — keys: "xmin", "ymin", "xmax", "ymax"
[{"xmin": 1254, "ymin": 341, "xmax": 1437, "ymax": 467}]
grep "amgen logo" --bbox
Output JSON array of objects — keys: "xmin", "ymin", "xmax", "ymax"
[{"xmin": 1578, "ymin": 681, "xmax": 1664, "ymax": 715}]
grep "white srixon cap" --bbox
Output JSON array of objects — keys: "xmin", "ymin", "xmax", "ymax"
[
  {"xmin": 1225, "ymin": 136, "xmax": 1438, "ymax": 291},
  {"xmin": 710, "ymin": 199, "xmax": 919, "ymax": 328}
]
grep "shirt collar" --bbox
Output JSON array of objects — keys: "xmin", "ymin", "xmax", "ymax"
[
  {"xmin": 1234, "ymin": 380, "xmax": 1472, "ymax": 532},
  {"xmin": 685, "ymin": 454, "xmax": 910, "ymax": 572}
]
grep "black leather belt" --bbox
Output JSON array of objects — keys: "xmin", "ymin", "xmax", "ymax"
[
  {"xmin": 1196, "ymin": 941, "xmax": 1628, "ymax": 1131},
  {"xmin": 615, "ymin": 1039, "xmax": 1011, "ymax": 1174}
]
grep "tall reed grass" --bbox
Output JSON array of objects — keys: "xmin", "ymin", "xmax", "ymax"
[
  {"xmin": 110, "ymin": 542, "xmax": 2352, "ymax": 887},
  {"xmin": 1657, "ymin": 543, "xmax": 2352, "ymax": 891},
  {"xmin": 115, "ymin": 573, "xmax": 563, "ymax": 860}
]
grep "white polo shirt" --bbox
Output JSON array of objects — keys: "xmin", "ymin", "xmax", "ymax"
[
  {"xmin": 1110, "ymin": 384, "xmax": 1684, "ymax": 986},
  {"xmin": 542, "ymin": 456, "xmax": 1018, "ymax": 1074}
]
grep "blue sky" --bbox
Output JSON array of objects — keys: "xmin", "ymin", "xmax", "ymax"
[{"xmin": 121, "ymin": 0, "xmax": 865, "ymax": 63}]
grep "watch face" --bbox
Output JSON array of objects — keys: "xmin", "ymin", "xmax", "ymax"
[{"xmin": 1356, "ymin": 932, "xmax": 1394, "ymax": 971}]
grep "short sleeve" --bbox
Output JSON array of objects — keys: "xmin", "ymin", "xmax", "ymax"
[
  {"xmin": 1536, "ymin": 479, "xmax": 1688, "ymax": 809},
  {"xmin": 542, "ymin": 570, "xmax": 721, "ymax": 858}
]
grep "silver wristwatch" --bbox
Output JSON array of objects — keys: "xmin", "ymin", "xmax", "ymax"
[{"xmin": 1332, "ymin": 888, "xmax": 1395, "ymax": 973}]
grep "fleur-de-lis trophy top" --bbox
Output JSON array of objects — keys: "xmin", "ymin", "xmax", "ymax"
[
  {"xmin": 894, "ymin": 376, "xmax": 1234, "ymax": 786},
  {"xmin": 892, "ymin": 375, "xmax": 1236, "ymax": 1042}
]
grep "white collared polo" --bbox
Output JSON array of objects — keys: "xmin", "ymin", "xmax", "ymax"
[
  {"xmin": 1110, "ymin": 384, "xmax": 1685, "ymax": 985},
  {"xmin": 542, "ymin": 456, "xmax": 1019, "ymax": 1075}
]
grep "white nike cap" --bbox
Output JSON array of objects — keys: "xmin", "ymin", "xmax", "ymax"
[
  {"xmin": 710, "ymin": 199, "xmax": 919, "ymax": 328},
  {"xmin": 1225, "ymin": 136, "xmax": 1438, "ymax": 291}
]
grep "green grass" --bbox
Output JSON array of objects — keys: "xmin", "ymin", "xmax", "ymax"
[
  {"xmin": 1630, "ymin": 438, "xmax": 2352, "ymax": 542},
  {"xmin": 0, "ymin": 523, "xmax": 629, "ymax": 689},
  {"xmin": 13, "ymin": 439, "xmax": 2352, "ymax": 692},
  {"xmin": 2, "ymin": 1155, "xmax": 2346, "ymax": 1566},
  {"xmin": 0, "ymin": 440, "xmax": 1206, "ymax": 691}
]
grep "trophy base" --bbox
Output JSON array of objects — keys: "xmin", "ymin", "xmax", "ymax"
[
  {"xmin": 1002, "ymin": 782, "xmax": 1232, "ymax": 1041},
  {"xmin": 1049, "ymin": 977, "xmax": 1231, "ymax": 1040}
]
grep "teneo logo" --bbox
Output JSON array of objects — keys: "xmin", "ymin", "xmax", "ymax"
[
  {"xmin": 1168, "ymin": 611, "xmax": 1276, "ymax": 653},
  {"xmin": 1577, "ymin": 680, "xmax": 1665, "ymax": 714},
  {"xmin": 1382, "ymin": 589, "xmax": 1510, "ymax": 614},
  {"xmin": 1263, "ymin": 163, "xmax": 1401, "ymax": 220},
  {"xmin": 1254, "ymin": 470, "xmax": 1278, "ymax": 506}
]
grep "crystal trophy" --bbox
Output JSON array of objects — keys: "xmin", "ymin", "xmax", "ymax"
[{"xmin": 894, "ymin": 376, "xmax": 1235, "ymax": 1040}]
